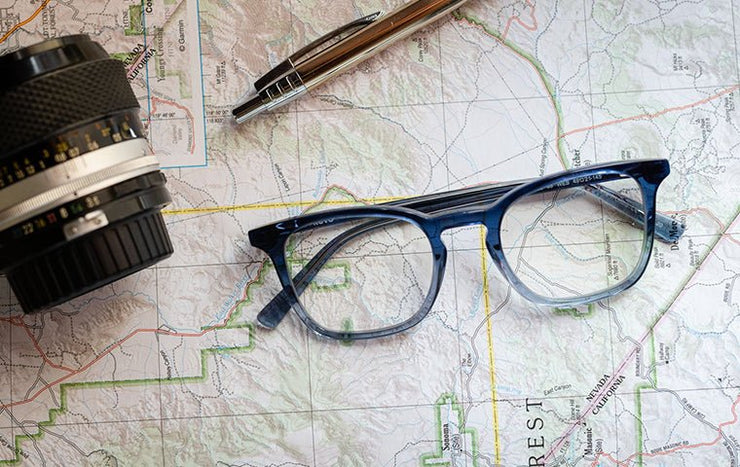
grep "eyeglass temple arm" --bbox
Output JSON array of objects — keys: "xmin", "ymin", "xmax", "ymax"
[
  {"xmin": 385, "ymin": 182, "xmax": 683, "ymax": 243},
  {"xmin": 584, "ymin": 184, "xmax": 685, "ymax": 243},
  {"xmin": 257, "ymin": 180, "xmax": 684, "ymax": 329}
]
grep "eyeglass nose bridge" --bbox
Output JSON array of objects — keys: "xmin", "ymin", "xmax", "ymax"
[
  {"xmin": 427, "ymin": 203, "xmax": 512, "ymax": 274},
  {"xmin": 431, "ymin": 206, "xmax": 491, "ymax": 233},
  {"xmin": 425, "ymin": 204, "xmax": 510, "ymax": 255}
]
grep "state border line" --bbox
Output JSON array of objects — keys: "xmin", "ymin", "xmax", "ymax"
[
  {"xmin": 0, "ymin": 259, "xmax": 270, "ymax": 464},
  {"xmin": 545, "ymin": 206, "xmax": 740, "ymax": 463}
]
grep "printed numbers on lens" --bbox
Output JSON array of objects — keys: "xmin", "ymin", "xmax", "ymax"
[
  {"xmin": 12, "ymin": 162, "xmax": 24, "ymax": 181},
  {"xmin": 0, "ymin": 113, "xmax": 144, "ymax": 191},
  {"xmin": 85, "ymin": 134, "xmax": 100, "ymax": 151},
  {"xmin": 22, "ymin": 157, "xmax": 35, "ymax": 175},
  {"xmin": 55, "ymin": 141, "xmax": 69, "ymax": 154},
  {"xmin": 22, "ymin": 223, "xmax": 33, "ymax": 235},
  {"xmin": 85, "ymin": 195, "xmax": 101, "ymax": 208},
  {"xmin": 54, "ymin": 142, "xmax": 69, "ymax": 162},
  {"xmin": 70, "ymin": 203, "xmax": 85, "ymax": 215}
]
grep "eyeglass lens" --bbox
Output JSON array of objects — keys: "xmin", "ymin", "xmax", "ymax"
[
  {"xmin": 499, "ymin": 175, "xmax": 646, "ymax": 301},
  {"xmin": 285, "ymin": 216, "xmax": 435, "ymax": 334}
]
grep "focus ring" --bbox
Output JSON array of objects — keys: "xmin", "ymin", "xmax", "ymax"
[
  {"xmin": 7, "ymin": 211, "xmax": 173, "ymax": 312},
  {"xmin": 0, "ymin": 59, "xmax": 139, "ymax": 149}
]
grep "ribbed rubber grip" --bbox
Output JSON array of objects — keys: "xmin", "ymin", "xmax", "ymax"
[
  {"xmin": 7, "ymin": 211, "xmax": 173, "ymax": 313},
  {"xmin": 0, "ymin": 59, "xmax": 139, "ymax": 150}
]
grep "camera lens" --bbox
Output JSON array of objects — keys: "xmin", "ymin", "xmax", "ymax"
[{"xmin": 0, "ymin": 35, "xmax": 174, "ymax": 313}]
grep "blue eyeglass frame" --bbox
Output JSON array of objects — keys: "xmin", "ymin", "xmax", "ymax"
[{"xmin": 248, "ymin": 158, "xmax": 684, "ymax": 340}]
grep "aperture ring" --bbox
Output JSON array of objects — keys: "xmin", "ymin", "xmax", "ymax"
[
  {"xmin": 7, "ymin": 210, "xmax": 173, "ymax": 313},
  {"xmin": 0, "ymin": 58, "xmax": 139, "ymax": 149},
  {"xmin": 0, "ymin": 110, "xmax": 146, "ymax": 191},
  {"xmin": 0, "ymin": 173, "xmax": 171, "ymax": 271},
  {"xmin": 0, "ymin": 139, "xmax": 160, "ymax": 231}
]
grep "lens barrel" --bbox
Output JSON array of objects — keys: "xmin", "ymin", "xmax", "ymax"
[{"xmin": 0, "ymin": 35, "xmax": 174, "ymax": 313}]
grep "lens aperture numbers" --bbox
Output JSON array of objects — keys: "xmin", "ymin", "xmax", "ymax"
[{"xmin": 0, "ymin": 110, "xmax": 145, "ymax": 190}]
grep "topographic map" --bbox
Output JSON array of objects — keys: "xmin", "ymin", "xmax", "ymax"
[{"xmin": 1, "ymin": 0, "xmax": 739, "ymax": 465}]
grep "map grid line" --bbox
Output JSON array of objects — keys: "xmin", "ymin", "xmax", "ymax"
[
  {"xmin": 479, "ymin": 227, "xmax": 501, "ymax": 465},
  {"xmin": 1, "ymin": 0, "xmax": 739, "ymax": 464},
  {"xmin": 545, "ymin": 207, "xmax": 740, "ymax": 462}
]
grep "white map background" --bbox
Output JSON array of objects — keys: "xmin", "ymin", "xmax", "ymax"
[{"xmin": 0, "ymin": 0, "xmax": 738, "ymax": 465}]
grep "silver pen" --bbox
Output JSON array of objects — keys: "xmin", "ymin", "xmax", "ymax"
[{"xmin": 232, "ymin": 0, "xmax": 470, "ymax": 124}]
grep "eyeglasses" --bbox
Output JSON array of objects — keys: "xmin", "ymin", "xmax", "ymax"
[{"xmin": 249, "ymin": 159, "xmax": 684, "ymax": 340}]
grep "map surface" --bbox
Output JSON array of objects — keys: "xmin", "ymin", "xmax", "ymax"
[{"xmin": 1, "ymin": 0, "xmax": 739, "ymax": 465}]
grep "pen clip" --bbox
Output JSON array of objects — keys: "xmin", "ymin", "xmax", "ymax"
[{"xmin": 253, "ymin": 11, "xmax": 382, "ymax": 92}]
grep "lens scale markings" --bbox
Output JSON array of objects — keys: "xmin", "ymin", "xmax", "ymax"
[{"xmin": 0, "ymin": 111, "xmax": 145, "ymax": 191}]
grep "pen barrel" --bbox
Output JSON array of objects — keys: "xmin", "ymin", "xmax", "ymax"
[{"xmin": 296, "ymin": 0, "xmax": 468, "ymax": 87}]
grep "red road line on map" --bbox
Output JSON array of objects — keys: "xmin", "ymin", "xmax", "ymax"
[
  {"xmin": 665, "ymin": 207, "xmax": 727, "ymax": 230},
  {"xmin": 20, "ymin": 323, "xmax": 77, "ymax": 373},
  {"xmin": 0, "ymin": 319, "xmax": 225, "ymax": 411},
  {"xmin": 125, "ymin": 52, "xmax": 149, "ymax": 76},
  {"xmin": 501, "ymin": 0, "xmax": 538, "ymax": 41},
  {"xmin": 560, "ymin": 85, "xmax": 740, "ymax": 139},
  {"xmin": 1, "ymin": 317, "xmax": 76, "ymax": 373},
  {"xmin": 0, "ymin": 261, "xmax": 268, "ymax": 411},
  {"xmin": 664, "ymin": 207, "xmax": 740, "ymax": 247},
  {"xmin": 591, "ymin": 394, "xmax": 740, "ymax": 466},
  {"xmin": 460, "ymin": 11, "xmax": 738, "ymax": 169},
  {"xmin": 0, "ymin": 326, "xmax": 211, "ymax": 410},
  {"xmin": 725, "ymin": 232, "xmax": 740, "ymax": 246},
  {"xmin": 150, "ymin": 96, "xmax": 197, "ymax": 154},
  {"xmin": 0, "ymin": 0, "xmax": 52, "ymax": 44},
  {"xmin": 453, "ymin": 15, "xmax": 570, "ymax": 169},
  {"xmin": 544, "ymin": 212, "xmax": 740, "ymax": 461},
  {"xmin": 542, "ymin": 79, "xmax": 740, "ymax": 454}
]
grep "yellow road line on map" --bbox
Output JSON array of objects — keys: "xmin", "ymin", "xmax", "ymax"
[
  {"xmin": 479, "ymin": 227, "xmax": 501, "ymax": 464},
  {"xmin": 162, "ymin": 196, "xmax": 405, "ymax": 215}
]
